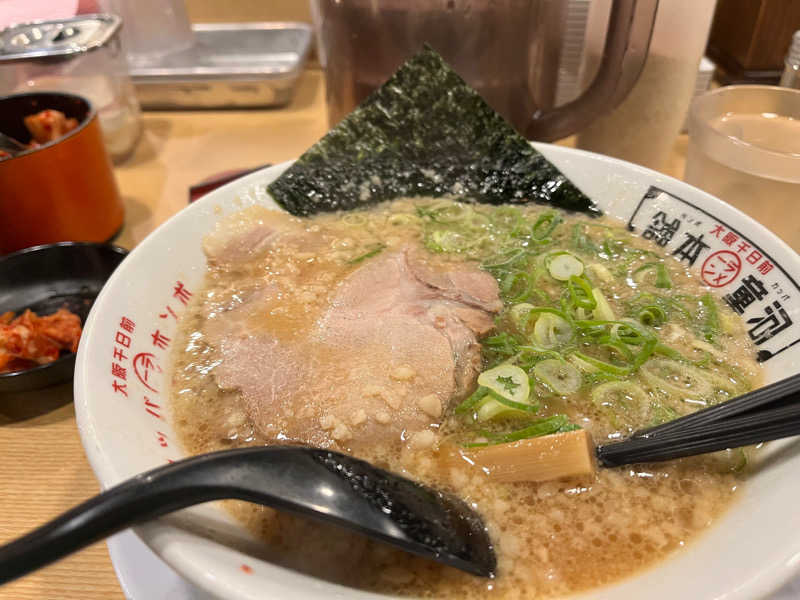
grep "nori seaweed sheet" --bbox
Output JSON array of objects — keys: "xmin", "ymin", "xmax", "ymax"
[{"xmin": 268, "ymin": 46, "xmax": 600, "ymax": 217}]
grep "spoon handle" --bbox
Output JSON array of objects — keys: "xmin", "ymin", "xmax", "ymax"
[
  {"xmin": 0, "ymin": 447, "xmax": 341, "ymax": 585},
  {"xmin": 0, "ymin": 455, "xmax": 236, "ymax": 585},
  {"xmin": 0, "ymin": 446, "xmax": 497, "ymax": 584}
]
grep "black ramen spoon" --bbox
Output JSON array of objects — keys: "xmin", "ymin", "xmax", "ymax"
[{"xmin": 0, "ymin": 446, "xmax": 496, "ymax": 585}]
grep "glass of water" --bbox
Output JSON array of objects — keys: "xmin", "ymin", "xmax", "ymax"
[{"xmin": 685, "ymin": 85, "xmax": 800, "ymax": 250}]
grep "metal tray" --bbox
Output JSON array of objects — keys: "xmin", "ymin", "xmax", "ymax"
[{"xmin": 129, "ymin": 22, "xmax": 312, "ymax": 109}]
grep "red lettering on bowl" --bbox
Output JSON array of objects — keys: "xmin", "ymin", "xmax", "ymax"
[
  {"xmin": 701, "ymin": 250, "xmax": 741, "ymax": 288},
  {"xmin": 133, "ymin": 352, "xmax": 161, "ymax": 393}
]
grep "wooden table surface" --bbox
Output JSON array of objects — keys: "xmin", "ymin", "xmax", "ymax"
[
  {"xmin": 0, "ymin": 70, "xmax": 796, "ymax": 599},
  {"xmin": 0, "ymin": 68, "xmax": 327, "ymax": 600}
]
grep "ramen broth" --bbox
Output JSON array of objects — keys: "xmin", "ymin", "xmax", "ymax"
[{"xmin": 170, "ymin": 199, "xmax": 761, "ymax": 597}]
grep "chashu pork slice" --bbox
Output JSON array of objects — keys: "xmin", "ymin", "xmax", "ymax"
[{"xmin": 204, "ymin": 216, "xmax": 501, "ymax": 452}]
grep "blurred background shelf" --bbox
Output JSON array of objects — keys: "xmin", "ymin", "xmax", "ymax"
[{"xmin": 130, "ymin": 22, "xmax": 312, "ymax": 110}]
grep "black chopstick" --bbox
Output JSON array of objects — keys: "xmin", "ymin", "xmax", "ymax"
[
  {"xmin": 633, "ymin": 371, "xmax": 800, "ymax": 439},
  {"xmin": 595, "ymin": 372, "xmax": 800, "ymax": 468},
  {"xmin": 597, "ymin": 417, "xmax": 800, "ymax": 466}
]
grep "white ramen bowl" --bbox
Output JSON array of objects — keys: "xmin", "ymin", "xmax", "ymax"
[{"xmin": 75, "ymin": 144, "xmax": 800, "ymax": 600}]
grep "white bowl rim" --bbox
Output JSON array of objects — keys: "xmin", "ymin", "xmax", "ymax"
[{"xmin": 74, "ymin": 142, "xmax": 800, "ymax": 600}]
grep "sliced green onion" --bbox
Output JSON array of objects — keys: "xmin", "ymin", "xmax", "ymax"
[
  {"xmin": 575, "ymin": 318, "xmax": 653, "ymax": 346},
  {"xmin": 597, "ymin": 338, "xmax": 635, "ymax": 362},
  {"xmin": 633, "ymin": 262, "xmax": 672, "ymax": 289},
  {"xmin": 612, "ymin": 319, "xmax": 655, "ymax": 345},
  {"xmin": 482, "ymin": 249, "xmax": 528, "ymax": 270},
  {"xmin": 488, "ymin": 390, "xmax": 540, "ymax": 413},
  {"xmin": 591, "ymin": 381, "xmax": 649, "ymax": 411},
  {"xmin": 501, "ymin": 271, "xmax": 534, "ymax": 303},
  {"xmin": 482, "ymin": 331, "xmax": 524, "ymax": 366},
  {"xmin": 572, "ymin": 318, "xmax": 609, "ymax": 338},
  {"xmin": 476, "ymin": 392, "xmax": 538, "ymax": 422},
  {"xmin": 654, "ymin": 343, "xmax": 689, "ymax": 362},
  {"xmin": 534, "ymin": 359, "xmax": 581, "ymax": 395},
  {"xmin": 387, "ymin": 213, "xmax": 420, "ymax": 226},
  {"xmin": 586, "ymin": 263, "xmax": 613, "ymax": 283},
  {"xmin": 429, "ymin": 229, "xmax": 473, "ymax": 253},
  {"xmin": 415, "ymin": 204, "xmax": 437, "ymax": 220},
  {"xmin": 532, "ymin": 211, "xmax": 563, "ymax": 241},
  {"xmin": 570, "ymin": 351, "xmax": 630, "ymax": 376},
  {"xmin": 347, "ymin": 243, "xmax": 386, "ymax": 264},
  {"xmin": 510, "ymin": 216, "xmax": 534, "ymax": 239},
  {"xmin": 515, "ymin": 345, "xmax": 565, "ymax": 364},
  {"xmin": 719, "ymin": 310, "xmax": 738, "ymax": 335},
  {"xmin": 638, "ymin": 305, "xmax": 667, "ymax": 327},
  {"xmin": 455, "ymin": 386, "xmax": 489, "ymax": 415},
  {"xmin": 651, "ymin": 264, "xmax": 670, "ymax": 287},
  {"xmin": 474, "ymin": 398, "xmax": 512, "ymax": 422},
  {"xmin": 547, "ymin": 252, "xmax": 584, "ymax": 281},
  {"xmin": 690, "ymin": 339, "xmax": 725, "ymax": 362},
  {"xmin": 601, "ymin": 238, "xmax": 623, "ymax": 259},
  {"xmin": 630, "ymin": 338, "xmax": 658, "ymax": 370},
  {"xmin": 342, "ymin": 212, "xmax": 368, "ymax": 226},
  {"xmin": 477, "ymin": 364, "xmax": 531, "ymax": 404},
  {"xmin": 661, "ymin": 295, "xmax": 691, "ymax": 319},
  {"xmin": 699, "ymin": 293, "xmax": 720, "ymax": 343},
  {"xmin": 466, "ymin": 414, "xmax": 577, "ymax": 446},
  {"xmin": 629, "ymin": 293, "xmax": 691, "ymax": 321},
  {"xmin": 591, "ymin": 381, "xmax": 652, "ymax": 427},
  {"xmin": 572, "ymin": 338, "xmax": 656, "ymax": 376},
  {"xmin": 489, "ymin": 205, "xmax": 523, "ymax": 227},
  {"xmin": 693, "ymin": 351, "xmax": 713, "ymax": 368},
  {"xmin": 571, "ymin": 224, "xmax": 600, "ymax": 254},
  {"xmin": 591, "ymin": 288, "xmax": 616, "ymax": 320},
  {"xmin": 533, "ymin": 312, "xmax": 574, "ymax": 348},
  {"xmin": 424, "ymin": 201, "xmax": 471, "ymax": 223},
  {"xmin": 649, "ymin": 400, "xmax": 680, "ymax": 426},
  {"xmin": 640, "ymin": 358, "xmax": 713, "ymax": 399},
  {"xmin": 705, "ymin": 371, "xmax": 744, "ymax": 399},
  {"xmin": 568, "ymin": 276, "xmax": 597, "ymax": 310},
  {"xmin": 510, "ymin": 303, "xmax": 536, "ymax": 334},
  {"xmin": 568, "ymin": 353, "xmax": 600, "ymax": 374}
]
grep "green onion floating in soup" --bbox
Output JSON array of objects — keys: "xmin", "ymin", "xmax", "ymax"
[{"xmin": 410, "ymin": 200, "xmax": 760, "ymax": 449}]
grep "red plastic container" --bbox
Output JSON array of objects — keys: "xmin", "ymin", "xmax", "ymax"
[{"xmin": 0, "ymin": 92, "xmax": 124, "ymax": 255}]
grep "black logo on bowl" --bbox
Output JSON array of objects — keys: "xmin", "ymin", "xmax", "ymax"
[{"xmin": 628, "ymin": 186, "xmax": 799, "ymax": 363}]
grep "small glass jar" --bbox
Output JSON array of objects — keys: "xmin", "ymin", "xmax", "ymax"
[
  {"xmin": 0, "ymin": 15, "xmax": 142, "ymax": 163},
  {"xmin": 685, "ymin": 85, "xmax": 800, "ymax": 249}
]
